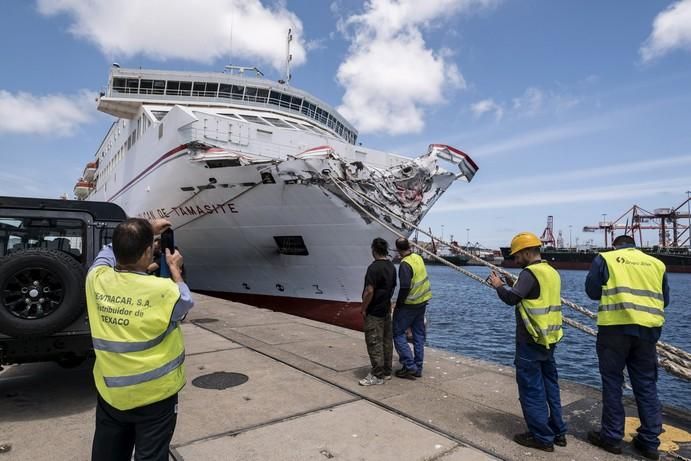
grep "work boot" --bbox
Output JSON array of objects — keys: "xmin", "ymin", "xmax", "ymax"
[
  {"xmin": 632, "ymin": 436, "xmax": 659, "ymax": 460},
  {"xmin": 554, "ymin": 434, "xmax": 567, "ymax": 447},
  {"xmin": 394, "ymin": 367, "xmax": 416, "ymax": 380},
  {"xmin": 587, "ymin": 430, "xmax": 622, "ymax": 455},
  {"xmin": 513, "ymin": 432, "xmax": 554, "ymax": 452},
  {"xmin": 414, "ymin": 369, "xmax": 423, "ymax": 378}
]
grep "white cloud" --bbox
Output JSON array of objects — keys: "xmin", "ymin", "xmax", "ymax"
[
  {"xmin": 0, "ymin": 90, "xmax": 95, "ymax": 136},
  {"xmin": 0, "ymin": 172, "xmax": 42, "ymax": 196},
  {"xmin": 344, "ymin": 0, "xmax": 496, "ymax": 37},
  {"xmin": 640, "ymin": 0, "xmax": 691, "ymax": 62},
  {"xmin": 471, "ymin": 154, "xmax": 691, "ymax": 192},
  {"xmin": 471, "ymin": 98, "xmax": 504, "ymax": 121},
  {"xmin": 337, "ymin": 32, "xmax": 464, "ymax": 134},
  {"xmin": 512, "ymin": 87, "xmax": 545, "ymax": 115},
  {"xmin": 471, "ymin": 86, "xmax": 579, "ymax": 124},
  {"xmin": 36, "ymin": 0, "xmax": 306, "ymax": 72},
  {"xmin": 336, "ymin": 0, "xmax": 495, "ymax": 135},
  {"xmin": 468, "ymin": 93, "xmax": 679, "ymax": 158},
  {"xmin": 511, "ymin": 86, "xmax": 579, "ymax": 117},
  {"xmin": 471, "ymin": 119, "xmax": 602, "ymax": 157},
  {"xmin": 433, "ymin": 177, "xmax": 689, "ymax": 212}
]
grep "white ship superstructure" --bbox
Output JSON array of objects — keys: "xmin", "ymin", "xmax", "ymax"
[{"xmin": 78, "ymin": 65, "xmax": 478, "ymax": 329}]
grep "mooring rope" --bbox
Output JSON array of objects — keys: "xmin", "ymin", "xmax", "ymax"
[
  {"xmin": 331, "ymin": 176, "xmax": 691, "ymax": 361},
  {"xmin": 327, "ymin": 174, "xmax": 691, "ymax": 382}
]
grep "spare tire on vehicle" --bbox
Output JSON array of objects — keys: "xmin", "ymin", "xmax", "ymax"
[{"xmin": 0, "ymin": 249, "xmax": 86, "ymax": 337}]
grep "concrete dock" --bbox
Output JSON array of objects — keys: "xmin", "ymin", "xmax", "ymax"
[{"xmin": 1, "ymin": 294, "xmax": 689, "ymax": 460}]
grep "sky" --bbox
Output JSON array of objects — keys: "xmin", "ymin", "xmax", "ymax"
[{"xmin": 1, "ymin": 0, "xmax": 690, "ymax": 249}]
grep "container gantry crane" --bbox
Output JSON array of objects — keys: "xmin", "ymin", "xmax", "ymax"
[{"xmin": 582, "ymin": 196, "xmax": 691, "ymax": 248}]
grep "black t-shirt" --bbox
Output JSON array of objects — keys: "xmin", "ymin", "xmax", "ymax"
[{"xmin": 364, "ymin": 259, "xmax": 397, "ymax": 317}]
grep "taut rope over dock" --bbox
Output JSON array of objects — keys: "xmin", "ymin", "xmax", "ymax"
[{"xmin": 327, "ymin": 174, "xmax": 691, "ymax": 383}]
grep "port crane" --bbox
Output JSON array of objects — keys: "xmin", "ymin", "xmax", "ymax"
[
  {"xmin": 582, "ymin": 196, "xmax": 691, "ymax": 248},
  {"xmin": 540, "ymin": 215, "xmax": 557, "ymax": 247}
]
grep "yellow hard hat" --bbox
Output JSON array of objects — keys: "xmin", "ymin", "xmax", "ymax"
[{"xmin": 510, "ymin": 232, "xmax": 542, "ymax": 255}]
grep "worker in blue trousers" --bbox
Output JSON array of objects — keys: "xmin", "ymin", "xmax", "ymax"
[
  {"xmin": 392, "ymin": 238, "xmax": 431, "ymax": 380},
  {"xmin": 488, "ymin": 232, "xmax": 567, "ymax": 452},
  {"xmin": 585, "ymin": 234, "xmax": 669, "ymax": 461}
]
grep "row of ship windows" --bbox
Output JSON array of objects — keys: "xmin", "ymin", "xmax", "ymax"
[
  {"xmin": 111, "ymin": 78, "xmax": 357, "ymax": 144},
  {"xmin": 97, "ymin": 114, "xmax": 153, "ymax": 184}
]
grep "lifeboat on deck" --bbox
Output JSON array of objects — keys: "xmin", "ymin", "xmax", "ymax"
[
  {"xmin": 82, "ymin": 161, "xmax": 98, "ymax": 181},
  {"xmin": 74, "ymin": 180, "xmax": 95, "ymax": 200}
]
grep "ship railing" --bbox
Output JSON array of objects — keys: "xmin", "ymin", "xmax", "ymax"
[
  {"xmin": 111, "ymin": 84, "xmax": 306, "ymax": 113},
  {"xmin": 112, "ymin": 85, "xmax": 302, "ymax": 111},
  {"xmin": 107, "ymin": 85, "xmax": 356, "ymax": 145}
]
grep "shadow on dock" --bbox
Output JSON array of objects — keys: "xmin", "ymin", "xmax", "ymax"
[{"xmin": 1, "ymin": 293, "xmax": 689, "ymax": 460}]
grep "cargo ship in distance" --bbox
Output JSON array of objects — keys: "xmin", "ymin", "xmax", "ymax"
[
  {"xmin": 500, "ymin": 246, "xmax": 691, "ymax": 273},
  {"xmin": 76, "ymin": 63, "xmax": 478, "ymax": 330}
]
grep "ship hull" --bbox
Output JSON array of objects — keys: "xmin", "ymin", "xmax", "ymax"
[
  {"xmin": 121, "ymin": 157, "xmax": 420, "ymax": 331},
  {"xmin": 500, "ymin": 248, "xmax": 691, "ymax": 273},
  {"xmin": 424, "ymin": 255, "xmax": 469, "ymax": 266},
  {"xmin": 85, "ymin": 72, "xmax": 477, "ymax": 331},
  {"xmin": 197, "ymin": 291, "xmax": 363, "ymax": 330},
  {"xmin": 87, "ymin": 111, "xmax": 475, "ymax": 330}
]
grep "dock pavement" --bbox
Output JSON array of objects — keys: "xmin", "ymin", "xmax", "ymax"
[{"xmin": 1, "ymin": 293, "xmax": 690, "ymax": 460}]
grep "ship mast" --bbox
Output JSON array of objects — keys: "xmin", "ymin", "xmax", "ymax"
[{"xmin": 284, "ymin": 28, "xmax": 293, "ymax": 84}]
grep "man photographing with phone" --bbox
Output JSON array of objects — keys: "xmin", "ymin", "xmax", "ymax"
[
  {"xmin": 86, "ymin": 218, "xmax": 194, "ymax": 461},
  {"xmin": 158, "ymin": 228, "xmax": 175, "ymax": 278}
]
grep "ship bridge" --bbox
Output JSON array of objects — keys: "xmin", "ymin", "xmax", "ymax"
[{"xmin": 97, "ymin": 66, "xmax": 358, "ymax": 145}]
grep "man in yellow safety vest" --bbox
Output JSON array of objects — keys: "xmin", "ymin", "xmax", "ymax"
[
  {"xmin": 585, "ymin": 235, "xmax": 669, "ymax": 461},
  {"xmin": 392, "ymin": 237, "xmax": 431, "ymax": 380},
  {"xmin": 488, "ymin": 232, "xmax": 567, "ymax": 452},
  {"xmin": 86, "ymin": 218, "xmax": 193, "ymax": 461}
]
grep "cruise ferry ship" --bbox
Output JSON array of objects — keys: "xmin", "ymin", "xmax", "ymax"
[{"xmin": 77, "ymin": 63, "xmax": 478, "ymax": 330}]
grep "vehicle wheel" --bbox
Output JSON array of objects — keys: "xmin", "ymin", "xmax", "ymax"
[{"xmin": 0, "ymin": 249, "xmax": 86, "ymax": 337}]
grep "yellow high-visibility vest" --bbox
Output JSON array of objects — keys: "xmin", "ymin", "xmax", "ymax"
[
  {"xmin": 86, "ymin": 266, "xmax": 186, "ymax": 410},
  {"xmin": 598, "ymin": 248, "xmax": 665, "ymax": 328},
  {"xmin": 401, "ymin": 253, "xmax": 432, "ymax": 305},
  {"xmin": 519, "ymin": 261, "xmax": 563, "ymax": 348}
]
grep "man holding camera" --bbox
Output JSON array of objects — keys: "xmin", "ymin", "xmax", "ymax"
[{"xmin": 86, "ymin": 218, "xmax": 193, "ymax": 461}]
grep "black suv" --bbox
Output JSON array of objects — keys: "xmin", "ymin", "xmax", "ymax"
[{"xmin": 0, "ymin": 196, "xmax": 126, "ymax": 367}]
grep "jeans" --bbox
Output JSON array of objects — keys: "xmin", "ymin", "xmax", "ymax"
[
  {"xmin": 364, "ymin": 314, "xmax": 393, "ymax": 378},
  {"xmin": 514, "ymin": 341, "xmax": 567, "ymax": 445},
  {"xmin": 596, "ymin": 333, "xmax": 662, "ymax": 450},
  {"xmin": 393, "ymin": 305, "xmax": 426, "ymax": 372}
]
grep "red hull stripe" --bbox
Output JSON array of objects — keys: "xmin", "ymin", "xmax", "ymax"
[
  {"xmin": 300, "ymin": 145, "xmax": 333, "ymax": 154},
  {"xmin": 107, "ymin": 144, "xmax": 188, "ymax": 202},
  {"xmin": 194, "ymin": 290, "xmax": 365, "ymax": 331},
  {"xmin": 429, "ymin": 143, "xmax": 479, "ymax": 172}
]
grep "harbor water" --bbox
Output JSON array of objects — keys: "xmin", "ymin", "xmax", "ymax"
[{"xmin": 425, "ymin": 265, "xmax": 691, "ymax": 411}]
